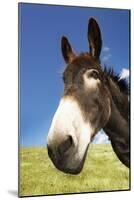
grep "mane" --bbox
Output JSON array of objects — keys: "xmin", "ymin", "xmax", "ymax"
[
  {"xmin": 103, "ymin": 66, "xmax": 129, "ymax": 95},
  {"xmin": 103, "ymin": 66, "xmax": 129, "ymax": 121}
]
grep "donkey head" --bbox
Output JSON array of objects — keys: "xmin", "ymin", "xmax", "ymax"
[{"xmin": 47, "ymin": 18, "xmax": 111, "ymax": 174}]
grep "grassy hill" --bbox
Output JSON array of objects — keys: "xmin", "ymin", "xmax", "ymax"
[{"xmin": 19, "ymin": 144, "xmax": 130, "ymax": 197}]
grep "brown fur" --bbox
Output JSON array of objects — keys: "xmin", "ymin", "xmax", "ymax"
[
  {"xmin": 47, "ymin": 18, "xmax": 129, "ymax": 174},
  {"xmin": 61, "ymin": 18, "xmax": 129, "ymax": 168}
]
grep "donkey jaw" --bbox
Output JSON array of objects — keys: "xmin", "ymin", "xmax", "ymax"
[
  {"xmin": 49, "ymin": 144, "xmax": 89, "ymax": 174},
  {"xmin": 47, "ymin": 97, "xmax": 94, "ymax": 174}
]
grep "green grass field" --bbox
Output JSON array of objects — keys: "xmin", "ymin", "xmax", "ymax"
[{"xmin": 19, "ymin": 144, "xmax": 130, "ymax": 197}]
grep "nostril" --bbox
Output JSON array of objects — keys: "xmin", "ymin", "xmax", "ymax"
[
  {"xmin": 58, "ymin": 135, "xmax": 73, "ymax": 156},
  {"xmin": 68, "ymin": 135, "xmax": 73, "ymax": 146}
]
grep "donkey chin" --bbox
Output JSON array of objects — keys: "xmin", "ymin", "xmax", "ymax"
[{"xmin": 47, "ymin": 97, "xmax": 94, "ymax": 174}]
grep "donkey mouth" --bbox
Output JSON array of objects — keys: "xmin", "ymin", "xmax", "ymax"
[{"xmin": 48, "ymin": 144, "xmax": 89, "ymax": 175}]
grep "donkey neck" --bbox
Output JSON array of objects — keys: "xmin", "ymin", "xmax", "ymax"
[{"xmin": 104, "ymin": 78, "xmax": 130, "ymax": 167}]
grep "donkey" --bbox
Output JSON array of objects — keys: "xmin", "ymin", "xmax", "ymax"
[{"xmin": 47, "ymin": 18, "xmax": 130, "ymax": 174}]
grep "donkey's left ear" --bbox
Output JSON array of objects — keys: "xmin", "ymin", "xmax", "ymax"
[{"xmin": 88, "ymin": 18, "xmax": 102, "ymax": 61}]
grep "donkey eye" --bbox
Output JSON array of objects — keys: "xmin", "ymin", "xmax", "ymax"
[
  {"xmin": 87, "ymin": 70, "xmax": 99, "ymax": 79},
  {"xmin": 91, "ymin": 70, "xmax": 99, "ymax": 79}
]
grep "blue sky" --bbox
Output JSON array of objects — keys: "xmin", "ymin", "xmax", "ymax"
[{"xmin": 19, "ymin": 3, "xmax": 130, "ymax": 146}]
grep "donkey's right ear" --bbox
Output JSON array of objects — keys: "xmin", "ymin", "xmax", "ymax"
[
  {"xmin": 88, "ymin": 18, "xmax": 102, "ymax": 61},
  {"xmin": 61, "ymin": 36, "xmax": 76, "ymax": 63}
]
